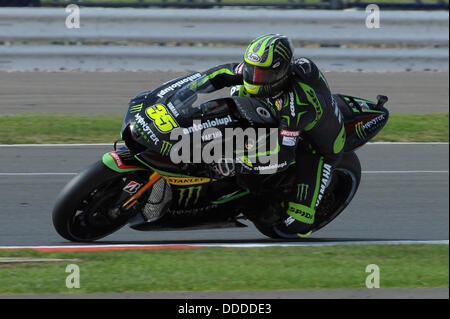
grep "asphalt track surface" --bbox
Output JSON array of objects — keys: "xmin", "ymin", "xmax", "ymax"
[
  {"xmin": 0, "ymin": 70, "xmax": 449, "ymax": 246},
  {"xmin": 0, "ymin": 71, "xmax": 449, "ymax": 114},
  {"xmin": 0, "ymin": 71, "xmax": 447, "ymax": 299},
  {"xmin": 0, "ymin": 143, "xmax": 448, "ymax": 246}
]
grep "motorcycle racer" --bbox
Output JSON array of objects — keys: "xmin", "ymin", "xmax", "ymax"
[{"xmin": 185, "ymin": 34, "xmax": 346, "ymax": 237}]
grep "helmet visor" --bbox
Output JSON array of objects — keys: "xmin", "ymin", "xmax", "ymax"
[{"xmin": 243, "ymin": 62, "xmax": 288, "ymax": 86}]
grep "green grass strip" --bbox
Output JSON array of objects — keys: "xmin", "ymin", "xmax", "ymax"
[
  {"xmin": 0, "ymin": 245, "xmax": 448, "ymax": 294},
  {"xmin": 375, "ymin": 113, "xmax": 449, "ymax": 143},
  {"xmin": 0, "ymin": 114, "xmax": 123, "ymax": 144},
  {"xmin": 0, "ymin": 113, "xmax": 448, "ymax": 144}
]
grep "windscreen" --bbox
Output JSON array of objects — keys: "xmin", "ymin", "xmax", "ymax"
[{"xmin": 169, "ymin": 85, "xmax": 202, "ymax": 118}]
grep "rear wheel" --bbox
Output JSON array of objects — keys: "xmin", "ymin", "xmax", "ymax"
[
  {"xmin": 254, "ymin": 151, "xmax": 361, "ymax": 239},
  {"xmin": 52, "ymin": 161, "xmax": 136, "ymax": 242},
  {"xmin": 311, "ymin": 151, "xmax": 361, "ymax": 233}
]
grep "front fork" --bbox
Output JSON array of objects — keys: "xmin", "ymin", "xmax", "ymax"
[
  {"xmin": 102, "ymin": 149, "xmax": 162, "ymax": 213},
  {"xmin": 122, "ymin": 172, "xmax": 161, "ymax": 210}
]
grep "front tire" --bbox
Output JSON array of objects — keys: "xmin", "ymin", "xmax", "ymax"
[{"xmin": 52, "ymin": 161, "xmax": 130, "ymax": 242}]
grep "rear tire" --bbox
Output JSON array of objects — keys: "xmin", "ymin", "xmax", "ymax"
[
  {"xmin": 254, "ymin": 151, "xmax": 361, "ymax": 239},
  {"xmin": 52, "ymin": 161, "xmax": 130, "ymax": 242},
  {"xmin": 311, "ymin": 151, "xmax": 361, "ymax": 233}
]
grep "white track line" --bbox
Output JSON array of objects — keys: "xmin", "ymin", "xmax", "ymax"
[
  {"xmin": 0, "ymin": 240, "xmax": 448, "ymax": 250},
  {"xmin": 199, "ymin": 240, "xmax": 450, "ymax": 247}
]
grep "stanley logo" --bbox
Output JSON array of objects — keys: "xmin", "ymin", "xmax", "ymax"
[{"xmin": 163, "ymin": 176, "xmax": 214, "ymax": 186}]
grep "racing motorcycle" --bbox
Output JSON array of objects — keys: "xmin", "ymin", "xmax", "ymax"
[{"xmin": 52, "ymin": 73, "xmax": 389, "ymax": 242}]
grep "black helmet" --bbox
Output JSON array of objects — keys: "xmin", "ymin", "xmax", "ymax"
[{"xmin": 243, "ymin": 34, "xmax": 293, "ymax": 98}]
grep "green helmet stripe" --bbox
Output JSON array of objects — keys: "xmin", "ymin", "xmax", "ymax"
[
  {"xmin": 251, "ymin": 34, "xmax": 271, "ymax": 45},
  {"xmin": 246, "ymin": 35, "xmax": 272, "ymax": 57},
  {"xmin": 245, "ymin": 34, "xmax": 279, "ymax": 67},
  {"xmin": 257, "ymin": 36, "xmax": 274, "ymax": 56}
]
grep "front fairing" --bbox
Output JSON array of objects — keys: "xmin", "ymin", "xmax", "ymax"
[
  {"xmin": 120, "ymin": 73, "xmax": 279, "ymax": 178},
  {"xmin": 121, "ymin": 74, "xmax": 204, "ymax": 153},
  {"xmin": 119, "ymin": 74, "xmax": 232, "ymax": 176}
]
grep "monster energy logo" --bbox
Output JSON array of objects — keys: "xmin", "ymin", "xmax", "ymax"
[
  {"xmin": 160, "ymin": 141, "xmax": 172, "ymax": 156},
  {"xmin": 355, "ymin": 121, "xmax": 367, "ymax": 140},
  {"xmin": 355, "ymin": 115, "xmax": 385, "ymax": 140},
  {"xmin": 274, "ymin": 42, "xmax": 291, "ymax": 62},
  {"xmin": 296, "ymin": 184, "xmax": 309, "ymax": 201},
  {"xmin": 129, "ymin": 103, "xmax": 143, "ymax": 114},
  {"xmin": 178, "ymin": 186, "xmax": 202, "ymax": 207}
]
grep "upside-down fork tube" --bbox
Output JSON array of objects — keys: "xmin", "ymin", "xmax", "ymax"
[{"xmin": 122, "ymin": 172, "xmax": 161, "ymax": 210}]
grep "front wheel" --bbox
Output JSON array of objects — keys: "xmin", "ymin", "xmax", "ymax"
[
  {"xmin": 254, "ymin": 151, "xmax": 361, "ymax": 239},
  {"xmin": 52, "ymin": 161, "xmax": 135, "ymax": 242}
]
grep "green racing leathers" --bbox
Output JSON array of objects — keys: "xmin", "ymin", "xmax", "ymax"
[{"xmin": 189, "ymin": 57, "xmax": 346, "ymax": 235}]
